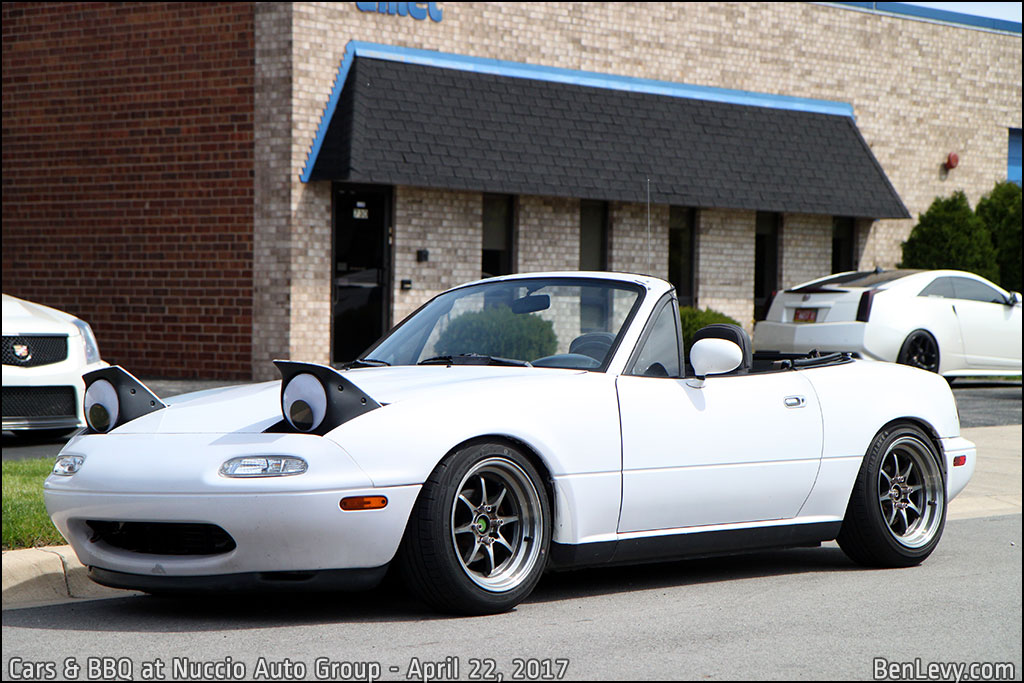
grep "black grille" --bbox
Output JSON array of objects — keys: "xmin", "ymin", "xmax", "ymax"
[
  {"xmin": 86, "ymin": 521, "xmax": 237, "ymax": 556},
  {"xmin": 2, "ymin": 335, "xmax": 69, "ymax": 367},
  {"xmin": 2, "ymin": 386, "xmax": 77, "ymax": 418}
]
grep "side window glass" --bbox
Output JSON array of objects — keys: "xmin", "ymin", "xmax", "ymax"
[
  {"xmin": 952, "ymin": 277, "xmax": 1005, "ymax": 304},
  {"xmin": 918, "ymin": 277, "xmax": 954, "ymax": 298},
  {"xmin": 629, "ymin": 302, "xmax": 681, "ymax": 378}
]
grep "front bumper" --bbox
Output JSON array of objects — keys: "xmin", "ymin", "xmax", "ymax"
[
  {"xmin": 2, "ymin": 357, "xmax": 107, "ymax": 431},
  {"xmin": 44, "ymin": 433, "xmax": 420, "ymax": 581},
  {"xmin": 89, "ymin": 565, "xmax": 389, "ymax": 594}
]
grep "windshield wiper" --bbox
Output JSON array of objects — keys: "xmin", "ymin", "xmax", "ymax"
[
  {"xmin": 418, "ymin": 354, "xmax": 531, "ymax": 367},
  {"xmin": 343, "ymin": 357, "xmax": 391, "ymax": 369}
]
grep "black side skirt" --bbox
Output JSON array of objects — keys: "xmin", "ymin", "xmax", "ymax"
[
  {"xmin": 548, "ymin": 521, "xmax": 842, "ymax": 570},
  {"xmin": 89, "ymin": 565, "xmax": 389, "ymax": 594}
]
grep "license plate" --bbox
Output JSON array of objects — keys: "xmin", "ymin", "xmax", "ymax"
[{"xmin": 793, "ymin": 308, "xmax": 817, "ymax": 323}]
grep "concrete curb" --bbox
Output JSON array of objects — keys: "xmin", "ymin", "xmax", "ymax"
[
  {"xmin": 3, "ymin": 424, "xmax": 1019, "ymax": 610},
  {"xmin": 2, "ymin": 545, "xmax": 129, "ymax": 609}
]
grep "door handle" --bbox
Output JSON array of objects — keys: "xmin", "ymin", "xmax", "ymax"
[{"xmin": 784, "ymin": 395, "xmax": 806, "ymax": 408}]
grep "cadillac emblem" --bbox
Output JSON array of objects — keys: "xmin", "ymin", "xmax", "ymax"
[{"xmin": 13, "ymin": 344, "xmax": 32, "ymax": 362}]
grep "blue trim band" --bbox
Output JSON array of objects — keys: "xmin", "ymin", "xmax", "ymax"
[
  {"xmin": 833, "ymin": 2, "xmax": 1022, "ymax": 34},
  {"xmin": 301, "ymin": 42, "xmax": 855, "ymax": 183}
]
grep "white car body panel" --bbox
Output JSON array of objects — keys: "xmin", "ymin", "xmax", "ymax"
[
  {"xmin": 616, "ymin": 372, "xmax": 823, "ymax": 531},
  {"xmin": 753, "ymin": 269, "xmax": 1021, "ymax": 376},
  {"xmin": 2, "ymin": 293, "xmax": 107, "ymax": 431},
  {"xmin": 43, "ymin": 272, "xmax": 975, "ymax": 597}
]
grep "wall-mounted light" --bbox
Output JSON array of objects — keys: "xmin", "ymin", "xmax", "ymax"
[
  {"xmin": 944, "ymin": 152, "xmax": 959, "ymax": 171},
  {"xmin": 400, "ymin": 279, "xmax": 413, "ymax": 290}
]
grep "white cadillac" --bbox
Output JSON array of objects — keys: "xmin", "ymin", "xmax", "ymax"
[
  {"xmin": 3, "ymin": 294, "xmax": 107, "ymax": 434},
  {"xmin": 45, "ymin": 272, "xmax": 975, "ymax": 615},
  {"xmin": 754, "ymin": 269, "xmax": 1022, "ymax": 378}
]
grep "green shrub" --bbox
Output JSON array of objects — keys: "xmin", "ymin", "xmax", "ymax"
[
  {"xmin": 975, "ymin": 181, "xmax": 1022, "ymax": 293},
  {"xmin": 679, "ymin": 306, "xmax": 740, "ymax": 355},
  {"xmin": 899, "ymin": 190, "xmax": 999, "ymax": 282},
  {"xmin": 435, "ymin": 305, "xmax": 557, "ymax": 360}
]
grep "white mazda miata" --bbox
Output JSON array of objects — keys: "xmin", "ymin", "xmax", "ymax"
[{"xmin": 45, "ymin": 272, "xmax": 975, "ymax": 614}]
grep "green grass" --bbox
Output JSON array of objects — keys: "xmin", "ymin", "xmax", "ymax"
[{"xmin": 2, "ymin": 457, "xmax": 66, "ymax": 549}]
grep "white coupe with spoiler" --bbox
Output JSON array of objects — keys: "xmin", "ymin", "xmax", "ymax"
[
  {"xmin": 754, "ymin": 268, "xmax": 1021, "ymax": 378},
  {"xmin": 45, "ymin": 272, "xmax": 974, "ymax": 614}
]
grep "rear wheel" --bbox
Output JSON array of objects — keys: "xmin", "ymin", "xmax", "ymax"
[
  {"xmin": 837, "ymin": 424, "xmax": 946, "ymax": 567},
  {"xmin": 397, "ymin": 441, "xmax": 551, "ymax": 615},
  {"xmin": 897, "ymin": 330, "xmax": 940, "ymax": 373}
]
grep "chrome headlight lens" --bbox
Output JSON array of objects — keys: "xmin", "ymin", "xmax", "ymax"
[
  {"xmin": 84, "ymin": 379, "xmax": 119, "ymax": 433},
  {"xmin": 220, "ymin": 456, "xmax": 308, "ymax": 478},
  {"xmin": 72, "ymin": 319, "xmax": 101, "ymax": 364},
  {"xmin": 282, "ymin": 373, "xmax": 328, "ymax": 432},
  {"xmin": 53, "ymin": 455, "xmax": 85, "ymax": 476}
]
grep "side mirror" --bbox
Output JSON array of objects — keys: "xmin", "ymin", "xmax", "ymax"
[
  {"xmin": 1008, "ymin": 292, "xmax": 1022, "ymax": 306},
  {"xmin": 688, "ymin": 338, "xmax": 743, "ymax": 387}
]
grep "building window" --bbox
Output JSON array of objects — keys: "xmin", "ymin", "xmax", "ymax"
[
  {"xmin": 482, "ymin": 194, "xmax": 515, "ymax": 278},
  {"xmin": 1009, "ymin": 128, "xmax": 1022, "ymax": 186},
  {"xmin": 579, "ymin": 200, "xmax": 609, "ymax": 271},
  {"xmin": 579, "ymin": 200, "xmax": 610, "ymax": 331},
  {"xmin": 832, "ymin": 216, "xmax": 856, "ymax": 274},
  {"xmin": 669, "ymin": 206, "xmax": 697, "ymax": 308},
  {"xmin": 754, "ymin": 211, "xmax": 780, "ymax": 321}
]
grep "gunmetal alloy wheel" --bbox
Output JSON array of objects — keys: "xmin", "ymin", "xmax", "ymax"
[
  {"xmin": 451, "ymin": 457, "xmax": 546, "ymax": 591},
  {"xmin": 898, "ymin": 330, "xmax": 939, "ymax": 373},
  {"xmin": 397, "ymin": 441, "xmax": 551, "ymax": 615},
  {"xmin": 838, "ymin": 424, "xmax": 947, "ymax": 568},
  {"xmin": 876, "ymin": 435, "xmax": 945, "ymax": 549}
]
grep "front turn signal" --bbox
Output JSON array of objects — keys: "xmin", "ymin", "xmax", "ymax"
[{"xmin": 340, "ymin": 496, "xmax": 388, "ymax": 511}]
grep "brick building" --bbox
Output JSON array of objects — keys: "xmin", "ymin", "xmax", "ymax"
[{"xmin": 2, "ymin": 2, "xmax": 1021, "ymax": 380}]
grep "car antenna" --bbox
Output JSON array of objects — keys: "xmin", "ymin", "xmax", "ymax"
[{"xmin": 647, "ymin": 176, "xmax": 652, "ymax": 275}]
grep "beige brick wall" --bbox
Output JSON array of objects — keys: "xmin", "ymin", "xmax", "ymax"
[
  {"xmin": 393, "ymin": 186, "xmax": 483, "ymax": 323},
  {"xmin": 609, "ymin": 201, "xmax": 669, "ymax": 279},
  {"xmin": 517, "ymin": 196, "xmax": 580, "ymax": 273},
  {"xmin": 696, "ymin": 209, "xmax": 756, "ymax": 332},
  {"xmin": 780, "ymin": 214, "xmax": 833, "ymax": 289},
  {"xmin": 266, "ymin": 2, "xmax": 1021, "ymax": 370},
  {"xmin": 253, "ymin": 3, "xmax": 293, "ymax": 380}
]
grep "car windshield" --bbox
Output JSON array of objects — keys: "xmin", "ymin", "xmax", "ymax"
[{"xmin": 363, "ymin": 278, "xmax": 645, "ymax": 370}]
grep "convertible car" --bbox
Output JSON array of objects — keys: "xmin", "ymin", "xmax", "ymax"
[{"xmin": 45, "ymin": 272, "xmax": 975, "ymax": 615}]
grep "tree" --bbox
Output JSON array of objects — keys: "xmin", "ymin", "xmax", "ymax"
[
  {"xmin": 899, "ymin": 191, "xmax": 998, "ymax": 283},
  {"xmin": 975, "ymin": 181, "xmax": 1022, "ymax": 293}
]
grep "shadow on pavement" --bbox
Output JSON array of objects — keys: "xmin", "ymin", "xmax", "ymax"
[{"xmin": 2, "ymin": 546, "xmax": 862, "ymax": 631}]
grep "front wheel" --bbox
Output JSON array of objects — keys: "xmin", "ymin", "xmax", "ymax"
[
  {"xmin": 396, "ymin": 441, "xmax": 551, "ymax": 615},
  {"xmin": 837, "ymin": 424, "xmax": 946, "ymax": 567}
]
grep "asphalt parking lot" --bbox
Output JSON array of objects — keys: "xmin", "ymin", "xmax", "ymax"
[{"xmin": 950, "ymin": 379, "xmax": 1024, "ymax": 428}]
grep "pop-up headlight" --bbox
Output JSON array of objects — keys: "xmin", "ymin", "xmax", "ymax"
[
  {"xmin": 220, "ymin": 456, "xmax": 307, "ymax": 478},
  {"xmin": 81, "ymin": 366, "xmax": 165, "ymax": 434},
  {"xmin": 272, "ymin": 360, "xmax": 381, "ymax": 436}
]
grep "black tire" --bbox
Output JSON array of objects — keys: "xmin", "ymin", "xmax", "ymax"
[
  {"xmin": 396, "ymin": 440, "xmax": 551, "ymax": 615},
  {"xmin": 837, "ymin": 424, "xmax": 946, "ymax": 567},
  {"xmin": 897, "ymin": 330, "xmax": 940, "ymax": 373}
]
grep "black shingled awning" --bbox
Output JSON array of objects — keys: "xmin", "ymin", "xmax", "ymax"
[{"xmin": 308, "ymin": 57, "xmax": 909, "ymax": 219}]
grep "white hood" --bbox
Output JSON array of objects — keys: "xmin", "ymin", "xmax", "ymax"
[
  {"xmin": 113, "ymin": 366, "xmax": 584, "ymax": 435},
  {"xmin": 2, "ymin": 293, "xmax": 80, "ymax": 336}
]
